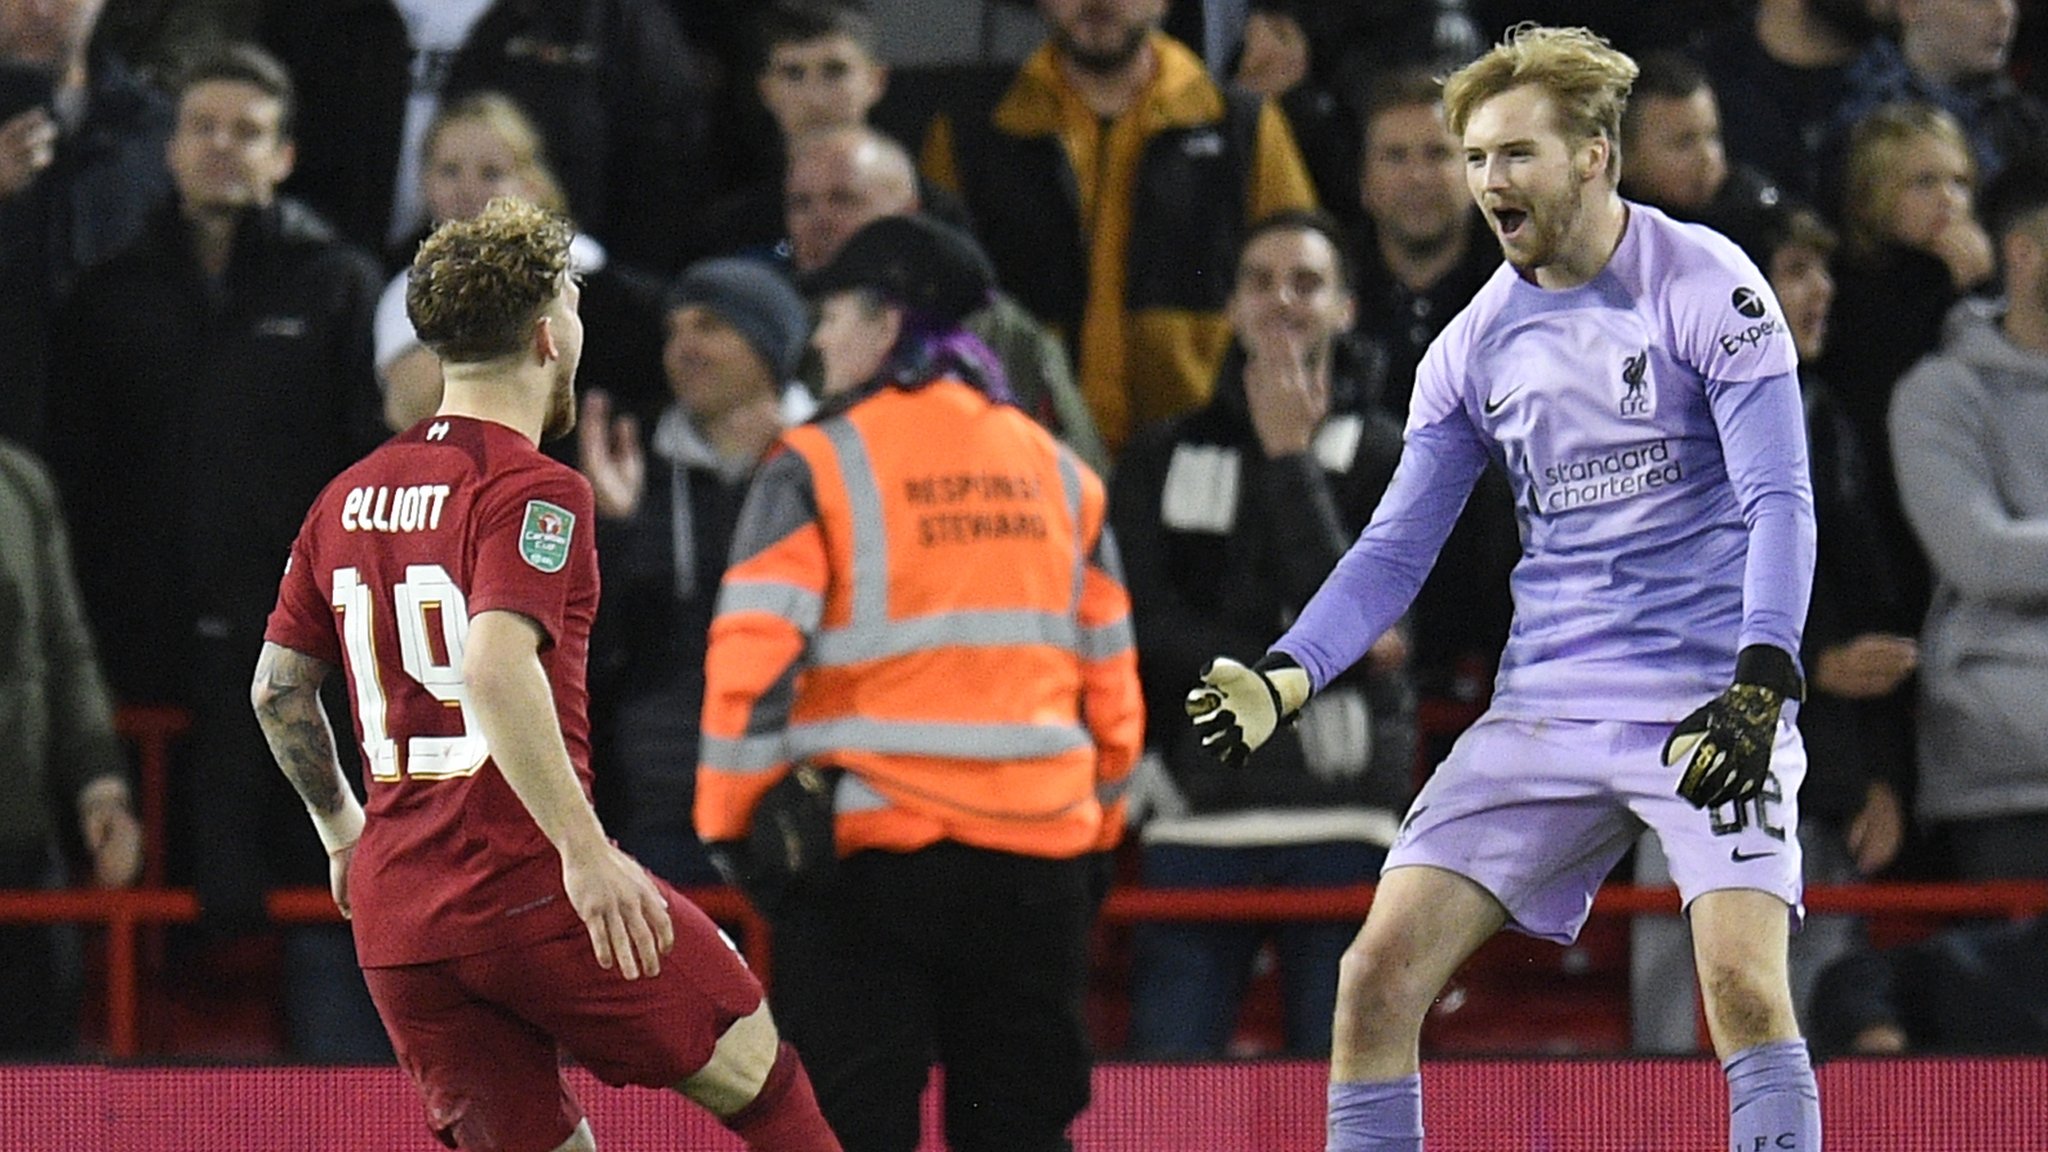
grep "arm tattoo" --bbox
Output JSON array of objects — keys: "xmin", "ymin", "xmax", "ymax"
[{"xmin": 252, "ymin": 643, "xmax": 350, "ymax": 816}]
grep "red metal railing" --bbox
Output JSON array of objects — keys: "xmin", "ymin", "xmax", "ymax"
[
  {"xmin": 73, "ymin": 705, "xmax": 2048, "ymax": 1059},
  {"xmin": 1100, "ymin": 879, "xmax": 2048, "ymax": 921},
  {"xmin": 5, "ymin": 879, "xmax": 2045, "ymax": 1059},
  {"xmin": 113, "ymin": 705, "xmax": 189, "ymax": 888}
]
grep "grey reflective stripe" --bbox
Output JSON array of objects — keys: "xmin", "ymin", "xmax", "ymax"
[
  {"xmin": 727, "ymin": 448, "xmax": 818, "ymax": 568},
  {"xmin": 714, "ymin": 580, "xmax": 823, "ymax": 632},
  {"xmin": 821, "ymin": 418, "xmax": 891, "ymax": 627},
  {"xmin": 743, "ymin": 651, "xmax": 805, "ymax": 736},
  {"xmin": 1077, "ymin": 617, "xmax": 1134, "ymax": 661},
  {"xmin": 699, "ymin": 733, "xmax": 789, "ymax": 774},
  {"xmin": 1056, "ymin": 448, "xmax": 1085, "ymax": 613},
  {"xmin": 1097, "ymin": 776, "xmax": 1132, "ymax": 805},
  {"xmin": 833, "ymin": 773, "xmax": 891, "ymax": 813},
  {"xmin": 811, "ymin": 609, "xmax": 1079, "ymax": 666},
  {"xmin": 788, "ymin": 717, "xmax": 1091, "ymax": 761},
  {"xmin": 1093, "ymin": 521, "xmax": 1129, "ymax": 587},
  {"xmin": 812, "ymin": 419, "xmax": 1098, "ymax": 666},
  {"xmin": 830, "ymin": 769, "xmax": 1090, "ymax": 822}
]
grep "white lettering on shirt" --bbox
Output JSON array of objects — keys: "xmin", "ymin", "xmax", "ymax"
[{"xmin": 341, "ymin": 485, "xmax": 451, "ymax": 533}]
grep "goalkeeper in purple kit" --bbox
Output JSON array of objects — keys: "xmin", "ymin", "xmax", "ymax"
[{"xmin": 1186, "ymin": 25, "xmax": 1822, "ymax": 1152}]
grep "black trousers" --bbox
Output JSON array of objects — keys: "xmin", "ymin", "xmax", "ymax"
[
  {"xmin": 187, "ymin": 628, "xmax": 391, "ymax": 1061},
  {"xmin": 0, "ymin": 843, "xmax": 81, "ymax": 1056},
  {"xmin": 769, "ymin": 842, "xmax": 1094, "ymax": 1152}
]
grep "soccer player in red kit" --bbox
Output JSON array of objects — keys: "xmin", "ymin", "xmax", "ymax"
[{"xmin": 251, "ymin": 198, "xmax": 842, "ymax": 1152}]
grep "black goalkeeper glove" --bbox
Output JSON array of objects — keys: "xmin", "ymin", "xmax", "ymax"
[
  {"xmin": 1663, "ymin": 644, "xmax": 1804, "ymax": 810},
  {"xmin": 1185, "ymin": 653, "xmax": 1312, "ymax": 768}
]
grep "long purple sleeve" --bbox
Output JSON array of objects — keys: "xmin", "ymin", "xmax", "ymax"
[
  {"xmin": 1709, "ymin": 367, "xmax": 1816, "ymax": 659},
  {"xmin": 1275, "ymin": 421, "xmax": 1489, "ymax": 692},
  {"xmin": 1272, "ymin": 204, "xmax": 1814, "ymax": 721}
]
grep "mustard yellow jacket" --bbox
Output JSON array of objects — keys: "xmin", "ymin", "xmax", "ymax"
[{"xmin": 922, "ymin": 34, "xmax": 1317, "ymax": 454}]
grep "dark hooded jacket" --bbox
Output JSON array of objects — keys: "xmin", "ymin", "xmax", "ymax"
[
  {"xmin": 1110, "ymin": 336, "xmax": 1414, "ymax": 819},
  {"xmin": 47, "ymin": 197, "xmax": 384, "ymax": 701},
  {"xmin": 0, "ymin": 52, "xmax": 172, "ymax": 449}
]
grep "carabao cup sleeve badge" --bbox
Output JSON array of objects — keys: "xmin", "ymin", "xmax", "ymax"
[{"xmin": 520, "ymin": 500, "xmax": 576, "ymax": 573}]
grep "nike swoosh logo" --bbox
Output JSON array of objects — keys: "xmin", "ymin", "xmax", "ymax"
[
  {"xmin": 1483, "ymin": 385, "xmax": 1524, "ymax": 415},
  {"xmin": 1730, "ymin": 848, "xmax": 1776, "ymax": 863}
]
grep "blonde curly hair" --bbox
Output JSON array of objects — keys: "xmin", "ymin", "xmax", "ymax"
[
  {"xmin": 1442, "ymin": 24, "xmax": 1639, "ymax": 182},
  {"xmin": 406, "ymin": 197, "xmax": 574, "ymax": 363}
]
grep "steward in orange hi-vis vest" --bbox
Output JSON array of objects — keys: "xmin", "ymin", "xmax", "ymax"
[
  {"xmin": 695, "ymin": 214, "xmax": 1142, "ymax": 877},
  {"xmin": 694, "ymin": 373, "xmax": 1143, "ymax": 859},
  {"xmin": 699, "ymin": 212, "xmax": 1142, "ymax": 1150}
]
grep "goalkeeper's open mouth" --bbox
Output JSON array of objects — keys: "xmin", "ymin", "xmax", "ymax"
[{"xmin": 1491, "ymin": 206, "xmax": 1529, "ymax": 240}]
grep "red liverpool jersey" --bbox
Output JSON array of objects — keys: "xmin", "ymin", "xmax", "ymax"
[{"xmin": 265, "ymin": 416, "xmax": 598, "ymax": 967}]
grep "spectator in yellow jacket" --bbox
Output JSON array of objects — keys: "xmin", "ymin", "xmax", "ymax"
[{"xmin": 921, "ymin": 0, "xmax": 1317, "ymax": 454}]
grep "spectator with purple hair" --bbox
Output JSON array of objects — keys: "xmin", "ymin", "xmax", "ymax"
[{"xmin": 802, "ymin": 213, "xmax": 1013, "ymax": 408}]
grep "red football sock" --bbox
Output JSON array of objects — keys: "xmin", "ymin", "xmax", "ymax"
[{"xmin": 722, "ymin": 1042, "xmax": 842, "ymax": 1152}]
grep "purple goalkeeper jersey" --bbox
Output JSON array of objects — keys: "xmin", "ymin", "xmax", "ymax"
[{"xmin": 1277, "ymin": 203, "xmax": 1814, "ymax": 722}]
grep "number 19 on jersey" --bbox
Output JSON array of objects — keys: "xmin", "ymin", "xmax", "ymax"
[{"xmin": 332, "ymin": 564, "xmax": 489, "ymax": 782}]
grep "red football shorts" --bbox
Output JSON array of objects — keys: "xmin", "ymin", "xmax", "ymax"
[{"xmin": 363, "ymin": 881, "xmax": 764, "ymax": 1152}]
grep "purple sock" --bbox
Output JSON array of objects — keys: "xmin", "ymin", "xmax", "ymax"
[
  {"xmin": 1327, "ymin": 1075, "xmax": 1423, "ymax": 1152},
  {"xmin": 1724, "ymin": 1039, "xmax": 1823, "ymax": 1151}
]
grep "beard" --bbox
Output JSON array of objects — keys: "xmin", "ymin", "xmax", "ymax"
[
  {"xmin": 540, "ymin": 363, "xmax": 577, "ymax": 441},
  {"xmin": 1502, "ymin": 171, "xmax": 1588, "ymax": 274},
  {"xmin": 1051, "ymin": 21, "xmax": 1151, "ymax": 76},
  {"xmin": 1388, "ymin": 211, "xmax": 1462, "ymax": 261}
]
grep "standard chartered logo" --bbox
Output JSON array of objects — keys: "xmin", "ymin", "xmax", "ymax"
[{"xmin": 1538, "ymin": 440, "xmax": 1682, "ymax": 512}]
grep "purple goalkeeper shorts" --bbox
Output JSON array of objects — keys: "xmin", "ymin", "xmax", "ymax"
[{"xmin": 1384, "ymin": 712, "xmax": 1806, "ymax": 944}]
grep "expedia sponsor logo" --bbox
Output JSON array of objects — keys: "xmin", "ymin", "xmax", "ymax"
[
  {"xmin": 1731, "ymin": 286, "xmax": 1768, "ymax": 319},
  {"xmin": 1718, "ymin": 316, "xmax": 1782, "ymax": 355},
  {"xmin": 1537, "ymin": 439, "xmax": 1682, "ymax": 512}
]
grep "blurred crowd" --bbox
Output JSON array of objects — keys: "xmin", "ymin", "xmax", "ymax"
[{"xmin": 3, "ymin": 0, "xmax": 2047, "ymax": 1064}]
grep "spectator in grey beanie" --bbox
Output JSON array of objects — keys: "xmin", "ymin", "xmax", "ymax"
[
  {"xmin": 576, "ymin": 255, "xmax": 817, "ymax": 886},
  {"xmin": 666, "ymin": 257, "xmax": 813, "ymax": 382}
]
